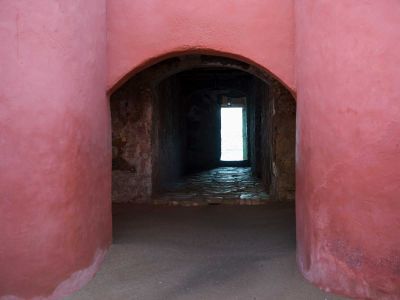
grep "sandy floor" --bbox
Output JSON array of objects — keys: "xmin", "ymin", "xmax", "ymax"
[{"xmin": 66, "ymin": 204, "xmax": 348, "ymax": 300}]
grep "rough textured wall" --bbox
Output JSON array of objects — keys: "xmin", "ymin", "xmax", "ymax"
[
  {"xmin": 0, "ymin": 1, "xmax": 111, "ymax": 299},
  {"xmin": 296, "ymin": 1, "xmax": 400, "ymax": 299},
  {"xmin": 111, "ymin": 80, "xmax": 153, "ymax": 202},
  {"xmin": 271, "ymin": 80, "xmax": 296, "ymax": 201},
  {"xmin": 107, "ymin": 0, "xmax": 295, "ymax": 92},
  {"xmin": 255, "ymin": 77, "xmax": 296, "ymax": 201},
  {"xmin": 110, "ymin": 73, "xmax": 187, "ymax": 200}
]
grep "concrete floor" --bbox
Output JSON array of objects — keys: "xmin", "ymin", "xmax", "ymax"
[{"xmin": 67, "ymin": 204, "xmax": 347, "ymax": 300}]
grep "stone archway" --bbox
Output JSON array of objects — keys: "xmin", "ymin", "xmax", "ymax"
[{"xmin": 109, "ymin": 54, "xmax": 296, "ymax": 204}]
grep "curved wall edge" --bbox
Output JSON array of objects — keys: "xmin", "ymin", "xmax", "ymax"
[
  {"xmin": 0, "ymin": 1, "xmax": 112, "ymax": 299},
  {"xmin": 107, "ymin": 0, "xmax": 295, "ymax": 92},
  {"xmin": 295, "ymin": 1, "xmax": 400, "ymax": 299},
  {"xmin": 0, "ymin": 248, "xmax": 109, "ymax": 300}
]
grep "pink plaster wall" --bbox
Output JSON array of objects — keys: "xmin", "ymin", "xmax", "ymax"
[
  {"xmin": 0, "ymin": 1, "xmax": 111, "ymax": 299},
  {"xmin": 107, "ymin": 0, "xmax": 295, "ymax": 93},
  {"xmin": 295, "ymin": 1, "xmax": 400, "ymax": 299}
]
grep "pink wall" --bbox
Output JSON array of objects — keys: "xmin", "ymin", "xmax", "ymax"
[
  {"xmin": 107, "ymin": 0, "xmax": 295, "ymax": 93},
  {"xmin": 0, "ymin": 1, "xmax": 111, "ymax": 299},
  {"xmin": 295, "ymin": 1, "xmax": 400, "ymax": 299}
]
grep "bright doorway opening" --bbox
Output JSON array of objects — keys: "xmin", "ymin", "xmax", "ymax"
[{"xmin": 220, "ymin": 107, "xmax": 246, "ymax": 161}]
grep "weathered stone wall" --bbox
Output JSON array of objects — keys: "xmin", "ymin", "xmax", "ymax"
[
  {"xmin": 250, "ymin": 76, "xmax": 296, "ymax": 201},
  {"xmin": 110, "ymin": 80, "xmax": 153, "ymax": 202},
  {"xmin": 270, "ymin": 79, "xmax": 296, "ymax": 201}
]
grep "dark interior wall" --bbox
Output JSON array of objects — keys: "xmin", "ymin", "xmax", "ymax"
[
  {"xmin": 248, "ymin": 84, "xmax": 257, "ymax": 174},
  {"xmin": 152, "ymin": 75, "xmax": 186, "ymax": 193},
  {"xmin": 248, "ymin": 76, "xmax": 296, "ymax": 200},
  {"xmin": 270, "ymin": 80, "xmax": 296, "ymax": 201},
  {"xmin": 248, "ymin": 78, "xmax": 266, "ymax": 179},
  {"xmin": 183, "ymin": 90, "xmax": 221, "ymax": 172},
  {"xmin": 110, "ymin": 79, "xmax": 153, "ymax": 202},
  {"xmin": 258, "ymin": 80, "xmax": 274, "ymax": 193}
]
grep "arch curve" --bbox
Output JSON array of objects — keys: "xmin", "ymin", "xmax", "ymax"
[
  {"xmin": 108, "ymin": 51, "xmax": 296, "ymax": 98},
  {"xmin": 107, "ymin": 0, "xmax": 295, "ymax": 94},
  {"xmin": 110, "ymin": 54, "xmax": 297, "ymax": 204}
]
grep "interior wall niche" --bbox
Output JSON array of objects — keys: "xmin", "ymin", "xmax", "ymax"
[{"xmin": 110, "ymin": 55, "xmax": 296, "ymax": 203}]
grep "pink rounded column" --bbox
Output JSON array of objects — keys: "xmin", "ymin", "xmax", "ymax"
[
  {"xmin": 0, "ymin": 1, "xmax": 111, "ymax": 299},
  {"xmin": 295, "ymin": 1, "xmax": 400, "ymax": 299}
]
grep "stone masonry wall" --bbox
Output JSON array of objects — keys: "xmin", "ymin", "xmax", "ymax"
[
  {"xmin": 271, "ymin": 79, "xmax": 296, "ymax": 201},
  {"xmin": 110, "ymin": 80, "xmax": 153, "ymax": 202}
]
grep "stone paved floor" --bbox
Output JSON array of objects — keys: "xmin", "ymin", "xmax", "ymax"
[{"xmin": 153, "ymin": 167, "xmax": 269, "ymax": 205}]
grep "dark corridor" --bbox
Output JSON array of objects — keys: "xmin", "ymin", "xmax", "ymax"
[{"xmin": 110, "ymin": 55, "xmax": 296, "ymax": 205}]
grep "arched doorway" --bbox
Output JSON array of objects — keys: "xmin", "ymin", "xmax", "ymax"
[
  {"xmin": 64, "ymin": 54, "xmax": 338, "ymax": 299},
  {"xmin": 60, "ymin": 52, "xmax": 306, "ymax": 300},
  {"xmin": 110, "ymin": 54, "xmax": 296, "ymax": 205}
]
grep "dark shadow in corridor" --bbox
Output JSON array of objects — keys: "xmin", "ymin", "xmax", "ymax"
[{"xmin": 110, "ymin": 55, "xmax": 296, "ymax": 204}]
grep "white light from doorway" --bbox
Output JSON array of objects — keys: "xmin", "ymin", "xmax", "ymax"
[{"xmin": 220, "ymin": 107, "xmax": 244, "ymax": 161}]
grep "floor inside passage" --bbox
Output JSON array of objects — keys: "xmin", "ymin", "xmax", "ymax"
[
  {"xmin": 153, "ymin": 167, "xmax": 269, "ymax": 205},
  {"xmin": 67, "ymin": 204, "xmax": 347, "ymax": 300}
]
